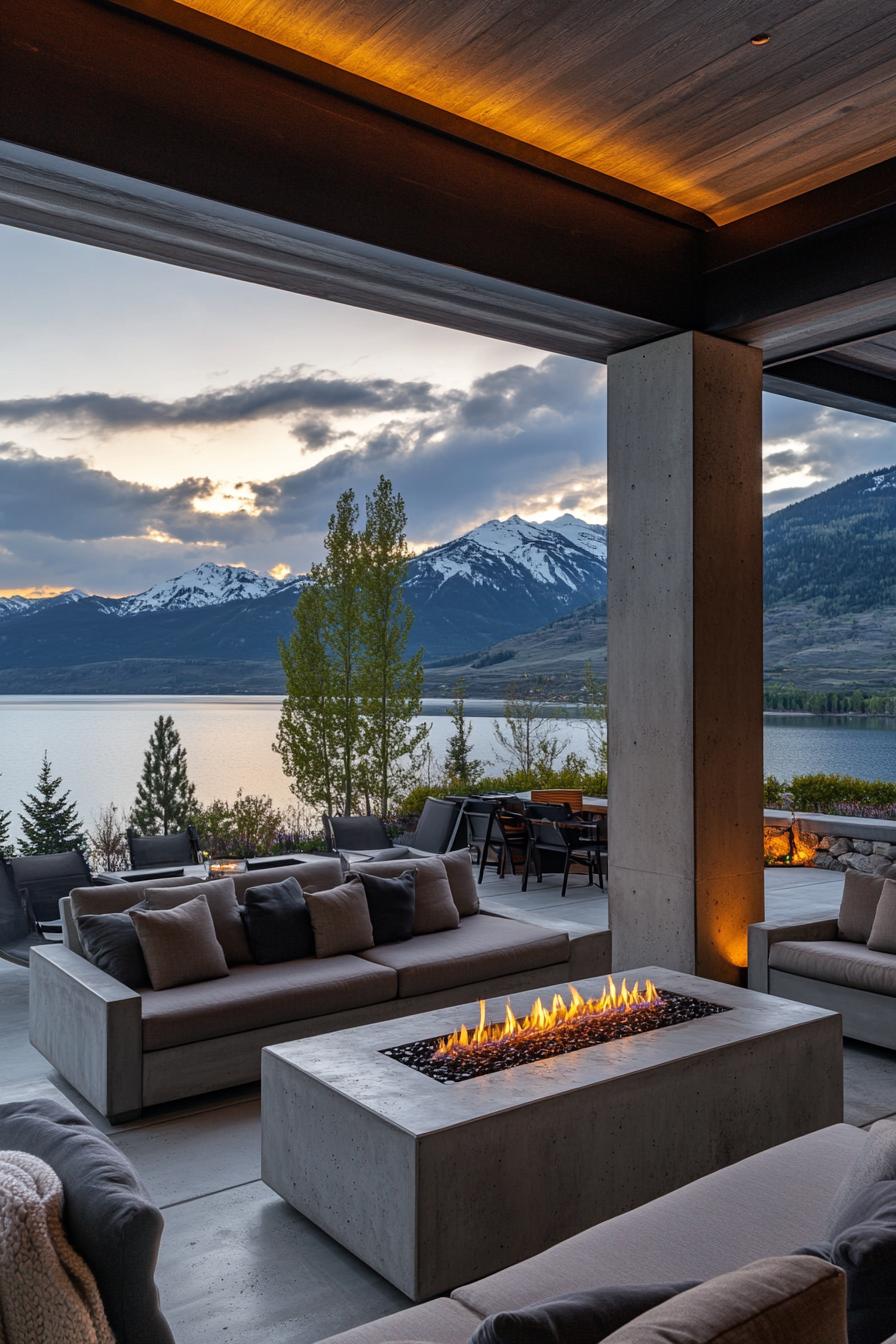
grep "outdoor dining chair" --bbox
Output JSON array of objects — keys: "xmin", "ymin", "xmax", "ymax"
[
  {"xmin": 522, "ymin": 802, "xmax": 607, "ymax": 897},
  {"xmin": 397, "ymin": 796, "xmax": 465, "ymax": 854},
  {"xmin": 323, "ymin": 814, "xmax": 393, "ymax": 854},
  {"xmin": 126, "ymin": 826, "xmax": 200, "ymax": 869},
  {"xmin": 6, "ymin": 849, "xmax": 92, "ymax": 947},
  {"xmin": 0, "ymin": 859, "xmax": 47, "ymax": 966}
]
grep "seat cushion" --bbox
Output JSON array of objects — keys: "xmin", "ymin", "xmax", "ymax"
[
  {"xmin": 140, "ymin": 956, "xmax": 397, "ymax": 1050},
  {"xmin": 768, "ymin": 940, "xmax": 896, "ymax": 996},
  {"xmin": 361, "ymin": 913, "xmax": 569, "ymax": 997},
  {"xmin": 0, "ymin": 1098, "xmax": 174, "ymax": 1344},
  {"xmin": 452, "ymin": 1125, "xmax": 867, "ymax": 1318}
]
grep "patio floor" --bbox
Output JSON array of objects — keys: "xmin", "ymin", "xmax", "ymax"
[{"xmin": 1, "ymin": 865, "xmax": 893, "ymax": 1344}]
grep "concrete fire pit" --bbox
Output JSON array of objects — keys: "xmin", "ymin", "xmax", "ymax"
[{"xmin": 261, "ymin": 967, "xmax": 842, "ymax": 1300}]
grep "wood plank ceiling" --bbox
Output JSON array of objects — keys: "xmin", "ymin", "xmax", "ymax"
[{"xmin": 179, "ymin": 0, "xmax": 896, "ymax": 225}]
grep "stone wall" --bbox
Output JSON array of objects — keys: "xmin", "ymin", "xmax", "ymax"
[{"xmin": 812, "ymin": 834, "xmax": 896, "ymax": 874}]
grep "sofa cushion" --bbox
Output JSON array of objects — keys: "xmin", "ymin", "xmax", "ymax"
[
  {"xmin": 0, "ymin": 1098, "xmax": 174, "ymax": 1344},
  {"xmin": 361, "ymin": 913, "xmax": 569, "ymax": 997},
  {"xmin": 242, "ymin": 876, "xmax": 314, "ymax": 963},
  {"xmin": 140, "ymin": 956, "xmax": 397, "ymax": 1050},
  {"xmin": 76, "ymin": 908, "xmax": 148, "ymax": 989},
  {"xmin": 451, "ymin": 1125, "xmax": 866, "ymax": 1318},
  {"xmin": 868, "ymin": 879, "xmax": 896, "ymax": 955},
  {"xmin": 441, "ymin": 849, "xmax": 479, "ymax": 917},
  {"xmin": 768, "ymin": 940, "xmax": 896, "ymax": 996},
  {"xmin": 143, "ymin": 877, "xmax": 252, "ymax": 965},
  {"xmin": 232, "ymin": 858, "xmax": 343, "ymax": 900},
  {"xmin": 472, "ymin": 1283, "xmax": 697, "ymax": 1344},
  {"xmin": 598, "ymin": 1256, "xmax": 845, "ymax": 1344},
  {"xmin": 351, "ymin": 855, "xmax": 459, "ymax": 934},
  {"xmin": 306, "ymin": 878, "xmax": 375, "ymax": 957},
  {"xmin": 828, "ymin": 1120, "xmax": 896, "ymax": 1232},
  {"xmin": 838, "ymin": 870, "xmax": 888, "ymax": 944},
  {"xmin": 353, "ymin": 869, "xmax": 417, "ymax": 945},
  {"xmin": 131, "ymin": 894, "xmax": 230, "ymax": 991}
]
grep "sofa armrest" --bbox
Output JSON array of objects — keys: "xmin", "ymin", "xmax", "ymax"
[
  {"xmin": 748, "ymin": 916, "xmax": 840, "ymax": 993},
  {"xmin": 29, "ymin": 945, "xmax": 143, "ymax": 1121},
  {"xmin": 479, "ymin": 908, "xmax": 612, "ymax": 979}
]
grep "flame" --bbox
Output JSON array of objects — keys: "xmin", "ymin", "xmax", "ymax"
[
  {"xmin": 434, "ymin": 977, "xmax": 660, "ymax": 1058},
  {"xmin": 763, "ymin": 821, "xmax": 818, "ymax": 867}
]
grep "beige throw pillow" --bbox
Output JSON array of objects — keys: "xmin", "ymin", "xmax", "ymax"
[
  {"xmin": 305, "ymin": 878, "xmax": 375, "ymax": 957},
  {"xmin": 837, "ymin": 869, "xmax": 888, "ymax": 943},
  {"xmin": 349, "ymin": 855, "xmax": 459, "ymax": 934},
  {"xmin": 130, "ymin": 894, "xmax": 229, "ymax": 990},
  {"xmin": 867, "ymin": 878, "xmax": 896, "ymax": 954},
  {"xmin": 440, "ymin": 849, "xmax": 479, "ymax": 917},
  {"xmin": 600, "ymin": 1255, "xmax": 845, "ymax": 1343},
  {"xmin": 143, "ymin": 877, "xmax": 252, "ymax": 965}
]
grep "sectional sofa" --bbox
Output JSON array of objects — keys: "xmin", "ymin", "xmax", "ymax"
[
  {"xmin": 749, "ymin": 865, "xmax": 896, "ymax": 1047},
  {"xmin": 29, "ymin": 854, "xmax": 610, "ymax": 1121}
]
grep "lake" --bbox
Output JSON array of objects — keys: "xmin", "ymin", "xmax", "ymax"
[{"xmin": 0, "ymin": 697, "xmax": 895, "ymax": 824}]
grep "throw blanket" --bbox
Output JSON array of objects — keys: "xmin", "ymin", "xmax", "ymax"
[{"xmin": 0, "ymin": 1151, "xmax": 115, "ymax": 1344}]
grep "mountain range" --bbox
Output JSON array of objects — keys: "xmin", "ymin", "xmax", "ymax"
[{"xmin": 0, "ymin": 468, "xmax": 894, "ymax": 694}]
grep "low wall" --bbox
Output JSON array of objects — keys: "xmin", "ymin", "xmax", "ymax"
[{"xmin": 764, "ymin": 808, "xmax": 896, "ymax": 872}]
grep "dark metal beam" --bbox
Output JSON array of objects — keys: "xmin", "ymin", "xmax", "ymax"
[{"xmin": 763, "ymin": 356, "xmax": 896, "ymax": 424}]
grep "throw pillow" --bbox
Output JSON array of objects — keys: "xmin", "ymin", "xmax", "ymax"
[
  {"xmin": 76, "ymin": 909, "xmax": 148, "ymax": 989},
  {"xmin": 350, "ymin": 869, "xmax": 416, "ymax": 945},
  {"xmin": 350, "ymin": 855, "xmax": 459, "ymax": 934},
  {"xmin": 471, "ymin": 1283, "xmax": 698, "ymax": 1344},
  {"xmin": 827, "ymin": 1119, "xmax": 896, "ymax": 1233},
  {"xmin": 838, "ymin": 870, "xmax": 888, "ymax": 944},
  {"xmin": 143, "ymin": 877, "xmax": 252, "ymax": 965},
  {"xmin": 824, "ymin": 1179, "xmax": 896, "ymax": 1344},
  {"xmin": 305, "ymin": 879, "xmax": 375, "ymax": 957},
  {"xmin": 129, "ymin": 895, "xmax": 229, "ymax": 991},
  {"xmin": 597, "ymin": 1256, "xmax": 845, "ymax": 1344},
  {"xmin": 242, "ymin": 876, "xmax": 314, "ymax": 964},
  {"xmin": 441, "ymin": 848, "xmax": 480, "ymax": 917},
  {"xmin": 867, "ymin": 879, "xmax": 896, "ymax": 955},
  {"xmin": 0, "ymin": 1098, "xmax": 175, "ymax": 1344}
]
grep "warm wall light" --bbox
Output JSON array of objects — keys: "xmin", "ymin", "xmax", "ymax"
[{"xmin": 750, "ymin": 33, "xmax": 770, "ymax": 45}]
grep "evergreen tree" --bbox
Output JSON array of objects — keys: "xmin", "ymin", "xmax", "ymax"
[
  {"xmin": 443, "ymin": 679, "xmax": 481, "ymax": 789},
  {"xmin": 18, "ymin": 753, "xmax": 86, "ymax": 855},
  {"xmin": 130, "ymin": 715, "xmax": 197, "ymax": 834},
  {"xmin": 0, "ymin": 773, "xmax": 11, "ymax": 857},
  {"xmin": 357, "ymin": 477, "xmax": 428, "ymax": 816}
]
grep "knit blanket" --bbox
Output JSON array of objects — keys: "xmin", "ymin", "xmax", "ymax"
[{"xmin": 0, "ymin": 1151, "xmax": 115, "ymax": 1344}]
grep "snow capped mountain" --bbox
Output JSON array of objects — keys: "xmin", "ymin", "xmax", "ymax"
[
  {"xmin": 0, "ymin": 589, "xmax": 88, "ymax": 620},
  {"xmin": 409, "ymin": 514, "xmax": 606, "ymax": 593},
  {"xmin": 541, "ymin": 512, "xmax": 608, "ymax": 560},
  {"xmin": 115, "ymin": 563, "xmax": 283, "ymax": 616}
]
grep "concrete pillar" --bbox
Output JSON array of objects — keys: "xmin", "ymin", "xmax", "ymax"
[{"xmin": 607, "ymin": 331, "xmax": 764, "ymax": 984}]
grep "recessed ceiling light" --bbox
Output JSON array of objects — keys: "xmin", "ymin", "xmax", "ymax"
[{"xmin": 750, "ymin": 33, "xmax": 770, "ymax": 45}]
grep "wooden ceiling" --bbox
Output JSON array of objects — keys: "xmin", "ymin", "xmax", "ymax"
[{"xmin": 178, "ymin": 0, "xmax": 896, "ymax": 224}]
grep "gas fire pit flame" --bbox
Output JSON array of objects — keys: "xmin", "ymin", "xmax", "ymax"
[{"xmin": 434, "ymin": 976, "xmax": 660, "ymax": 1060}]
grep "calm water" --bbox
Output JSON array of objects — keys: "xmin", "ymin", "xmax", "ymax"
[{"xmin": 0, "ymin": 697, "xmax": 894, "ymax": 823}]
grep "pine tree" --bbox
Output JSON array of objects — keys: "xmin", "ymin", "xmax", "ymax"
[
  {"xmin": 443, "ymin": 679, "xmax": 481, "ymax": 789},
  {"xmin": 18, "ymin": 753, "xmax": 86, "ymax": 855},
  {"xmin": 130, "ymin": 715, "xmax": 197, "ymax": 835},
  {"xmin": 357, "ymin": 477, "xmax": 428, "ymax": 816}
]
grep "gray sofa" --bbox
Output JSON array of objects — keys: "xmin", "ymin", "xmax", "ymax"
[
  {"xmin": 29, "ymin": 856, "xmax": 610, "ymax": 1121},
  {"xmin": 748, "ymin": 867, "xmax": 896, "ymax": 1047},
  {"xmin": 320, "ymin": 1122, "xmax": 869, "ymax": 1344}
]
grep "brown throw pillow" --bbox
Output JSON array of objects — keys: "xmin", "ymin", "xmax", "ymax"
[
  {"xmin": 143, "ymin": 877, "xmax": 252, "ymax": 965},
  {"xmin": 350, "ymin": 855, "xmax": 459, "ymax": 934},
  {"xmin": 837, "ymin": 869, "xmax": 888, "ymax": 944},
  {"xmin": 129, "ymin": 894, "xmax": 229, "ymax": 990},
  {"xmin": 440, "ymin": 849, "xmax": 479, "ymax": 917},
  {"xmin": 598, "ymin": 1255, "xmax": 845, "ymax": 1343},
  {"xmin": 868, "ymin": 878, "xmax": 896, "ymax": 954},
  {"xmin": 304, "ymin": 878, "xmax": 375, "ymax": 958}
]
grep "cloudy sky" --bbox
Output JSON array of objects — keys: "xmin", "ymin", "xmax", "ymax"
[{"xmin": 2, "ymin": 223, "xmax": 895, "ymax": 598}]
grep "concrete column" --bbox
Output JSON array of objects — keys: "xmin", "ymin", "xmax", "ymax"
[{"xmin": 607, "ymin": 331, "xmax": 764, "ymax": 984}]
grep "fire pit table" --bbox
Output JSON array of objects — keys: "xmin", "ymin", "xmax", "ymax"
[{"xmin": 261, "ymin": 967, "xmax": 841, "ymax": 1300}]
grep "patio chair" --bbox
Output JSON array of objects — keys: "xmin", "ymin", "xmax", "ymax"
[
  {"xmin": 126, "ymin": 825, "xmax": 200, "ymax": 869},
  {"xmin": 461, "ymin": 800, "xmax": 531, "ymax": 882},
  {"xmin": 6, "ymin": 849, "xmax": 92, "ymax": 947},
  {"xmin": 396, "ymin": 797, "xmax": 464, "ymax": 855},
  {"xmin": 323, "ymin": 814, "xmax": 393, "ymax": 854},
  {"xmin": 522, "ymin": 803, "xmax": 607, "ymax": 897},
  {"xmin": 0, "ymin": 859, "xmax": 47, "ymax": 966}
]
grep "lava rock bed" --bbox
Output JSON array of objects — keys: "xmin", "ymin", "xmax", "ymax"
[{"xmin": 381, "ymin": 990, "xmax": 731, "ymax": 1083}]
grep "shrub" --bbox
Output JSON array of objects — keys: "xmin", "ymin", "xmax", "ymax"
[
  {"xmin": 763, "ymin": 776, "xmax": 788, "ymax": 807},
  {"xmin": 396, "ymin": 760, "xmax": 608, "ymax": 820},
  {"xmin": 789, "ymin": 773, "xmax": 896, "ymax": 813}
]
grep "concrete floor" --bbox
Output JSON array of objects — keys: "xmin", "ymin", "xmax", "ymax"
[{"xmin": 1, "ymin": 865, "xmax": 894, "ymax": 1343}]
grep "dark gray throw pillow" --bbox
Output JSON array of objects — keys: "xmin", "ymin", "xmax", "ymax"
[
  {"xmin": 470, "ymin": 1282, "xmax": 699, "ymax": 1344},
  {"xmin": 76, "ymin": 907, "xmax": 148, "ymax": 989},
  {"xmin": 825, "ymin": 1179, "xmax": 896, "ymax": 1344},
  {"xmin": 242, "ymin": 875, "xmax": 314, "ymax": 963},
  {"xmin": 0, "ymin": 1098, "xmax": 175, "ymax": 1344},
  {"xmin": 351, "ymin": 868, "xmax": 416, "ymax": 945}
]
